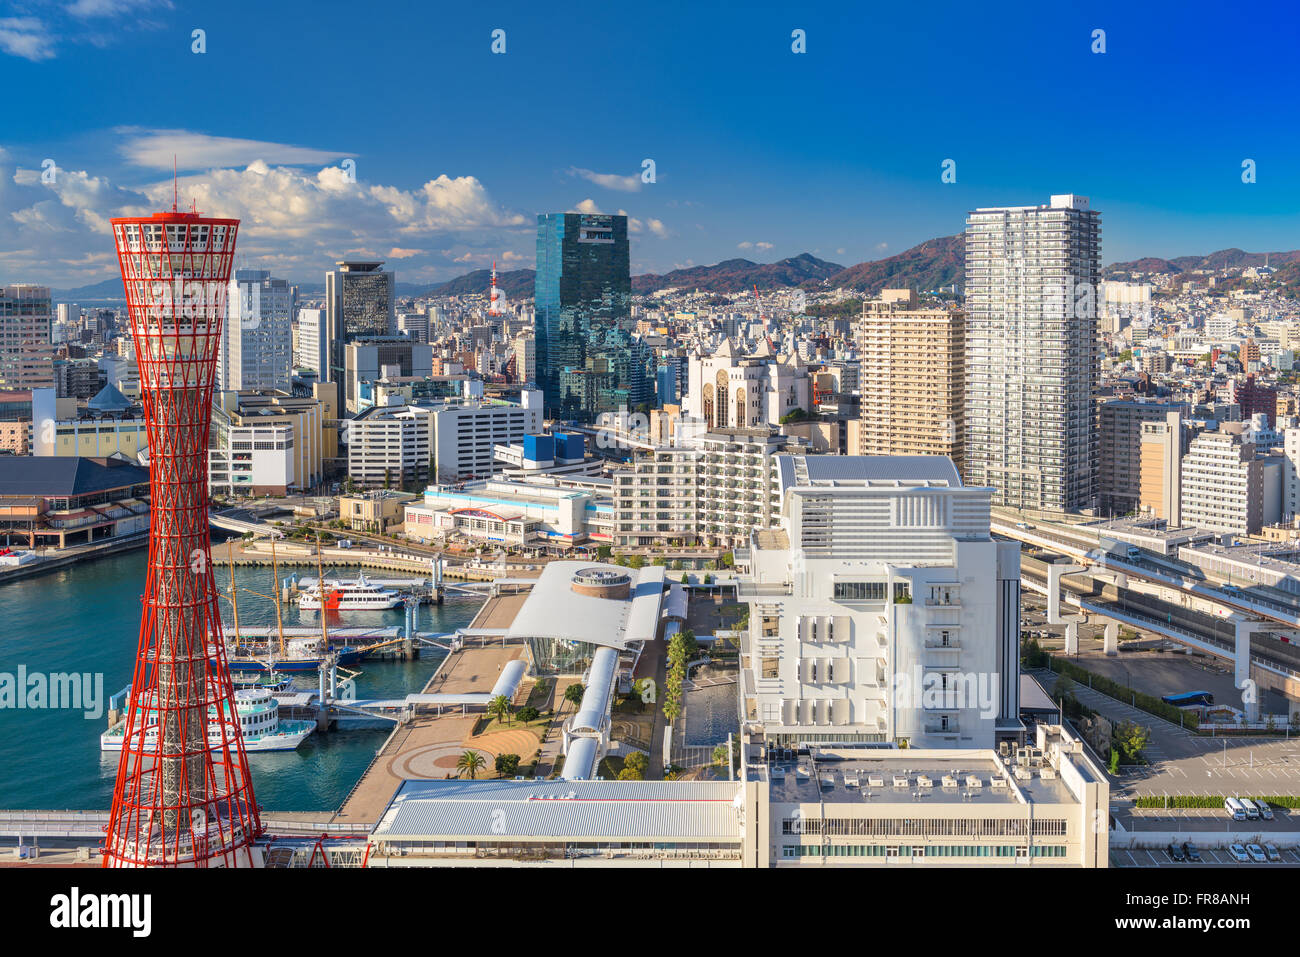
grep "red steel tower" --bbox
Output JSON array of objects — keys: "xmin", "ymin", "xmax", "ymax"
[{"xmin": 104, "ymin": 204, "xmax": 261, "ymax": 867}]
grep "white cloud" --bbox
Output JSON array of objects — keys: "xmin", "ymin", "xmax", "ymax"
[
  {"xmin": 118, "ymin": 128, "xmax": 349, "ymax": 171},
  {"xmin": 66, "ymin": 0, "xmax": 173, "ymax": 17},
  {"xmin": 2, "ymin": 153, "xmax": 528, "ymax": 286},
  {"xmin": 738, "ymin": 240, "xmax": 773, "ymax": 251},
  {"xmin": 0, "ymin": 17, "xmax": 55, "ymax": 61},
  {"xmin": 573, "ymin": 198, "xmax": 602, "ymax": 214},
  {"xmin": 568, "ymin": 167, "xmax": 641, "ymax": 192},
  {"xmin": 874, "ymin": 242, "xmax": 889, "ymax": 252}
]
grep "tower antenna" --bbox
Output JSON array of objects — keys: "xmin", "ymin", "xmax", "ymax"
[{"xmin": 172, "ymin": 155, "xmax": 178, "ymax": 212}]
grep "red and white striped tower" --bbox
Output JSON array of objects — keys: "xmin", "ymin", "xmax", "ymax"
[{"xmin": 104, "ymin": 203, "xmax": 261, "ymax": 867}]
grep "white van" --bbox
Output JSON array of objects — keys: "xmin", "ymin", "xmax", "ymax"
[
  {"xmin": 1225, "ymin": 797, "xmax": 1247, "ymax": 821},
  {"xmin": 1239, "ymin": 797, "xmax": 1261, "ymax": 821}
]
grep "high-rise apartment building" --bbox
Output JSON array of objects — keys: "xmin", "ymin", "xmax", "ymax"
[
  {"xmin": 965, "ymin": 195, "xmax": 1100, "ymax": 512},
  {"xmin": 1139, "ymin": 411, "xmax": 1186, "ymax": 525},
  {"xmin": 855, "ymin": 294, "xmax": 965, "ymax": 472},
  {"xmin": 0, "ymin": 284, "xmax": 55, "ymax": 390},
  {"xmin": 1180, "ymin": 423, "xmax": 1263, "ymax": 535},
  {"xmin": 535, "ymin": 213, "xmax": 650, "ymax": 421},
  {"xmin": 219, "ymin": 269, "xmax": 293, "ymax": 392},
  {"xmin": 324, "ymin": 260, "xmax": 396, "ymax": 383}
]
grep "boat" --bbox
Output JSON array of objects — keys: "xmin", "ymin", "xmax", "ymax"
[
  {"xmin": 101, "ymin": 688, "xmax": 314, "ymax": 753},
  {"xmin": 298, "ymin": 572, "xmax": 402, "ymax": 611},
  {"xmin": 231, "ymin": 670, "xmax": 294, "ymax": 692},
  {"xmin": 222, "ymin": 637, "xmax": 367, "ymax": 673}
]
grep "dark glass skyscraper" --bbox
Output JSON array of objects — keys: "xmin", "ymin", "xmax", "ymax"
[{"xmin": 535, "ymin": 212, "xmax": 649, "ymax": 421}]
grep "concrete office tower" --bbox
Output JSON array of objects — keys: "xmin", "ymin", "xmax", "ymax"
[
  {"xmin": 294, "ymin": 307, "xmax": 328, "ymax": 376},
  {"xmin": 514, "ymin": 333, "xmax": 535, "ymax": 385},
  {"xmin": 1180, "ymin": 423, "xmax": 1264, "ymax": 536},
  {"xmin": 324, "ymin": 260, "xmax": 395, "ymax": 383},
  {"xmin": 0, "ymin": 284, "xmax": 55, "ymax": 390},
  {"xmin": 739, "ymin": 456, "xmax": 1021, "ymax": 749},
  {"xmin": 535, "ymin": 213, "xmax": 650, "ymax": 421},
  {"xmin": 396, "ymin": 310, "xmax": 429, "ymax": 343},
  {"xmin": 219, "ymin": 269, "xmax": 292, "ymax": 392},
  {"xmin": 965, "ymin": 194, "xmax": 1101, "ymax": 512},
  {"xmin": 1139, "ymin": 411, "xmax": 1185, "ymax": 525},
  {"xmin": 855, "ymin": 294, "xmax": 965, "ymax": 473}
]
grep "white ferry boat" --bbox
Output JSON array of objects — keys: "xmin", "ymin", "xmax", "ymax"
[
  {"xmin": 298, "ymin": 573, "xmax": 401, "ymax": 611},
  {"xmin": 100, "ymin": 689, "xmax": 314, "ymax": 753}
]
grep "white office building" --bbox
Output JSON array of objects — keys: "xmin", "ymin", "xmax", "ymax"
[
  {"xmin": 737, "ymin": 456, "xmax": 1022, "ymax": 750},
  {"xmin": 294, "ymin": 307, "xmax": 329, "ymax": 376},
  {"xmin": 220, "ymin": 269, "xmax": 292, "ymax": 392}
]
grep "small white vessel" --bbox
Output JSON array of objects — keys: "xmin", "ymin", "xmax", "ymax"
[
  {"xmin": 298, "ymin": 572, "xmax": 401, "ymax": 611},
  {"xmin": 101, "ymin": 688, "xmax": 314, "ymax": 753}
]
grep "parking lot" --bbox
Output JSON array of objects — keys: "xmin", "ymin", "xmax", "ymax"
[{"xmin": 1111, "ymin": 844, "xmax": 1300, "ymax": 868}]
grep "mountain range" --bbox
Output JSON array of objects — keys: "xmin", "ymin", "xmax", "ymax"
[{"xmin": 49, "ymin": 240, "xmax": 1300, "ymax": 303}]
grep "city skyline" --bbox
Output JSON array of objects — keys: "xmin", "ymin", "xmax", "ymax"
[{"xmin": 2, "ymin": 0, "xmax": 1299, "ymax": 288}]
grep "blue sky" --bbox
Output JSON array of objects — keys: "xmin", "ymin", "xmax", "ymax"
[{"xmin": 2, "ymin": 0, "xmax": 1298, "ymax": 287}]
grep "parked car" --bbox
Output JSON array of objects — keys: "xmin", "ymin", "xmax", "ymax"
[
  {"xmin": 1246, "ymin": 843, "xmax": 1267, "ymax": 863},
  {"xmin": 1015, "ymin": 522, "xmax": 1032, "ymax": 530},
  {"xmin": 1167, "ymin": 842, "xmax": 1185, "ymax": 862},
  {"xmin": 1229, "ymin": 843, "xmax": 1249, "ymax": 863},
  {"xmin": 1264, "ymin": 842, "xmax": 1281, "ymax": 862},
  {"xmin": 1257, "ymin": 802, "xmax": 1275, "ymax": 821},
  {"xmin": 1182, "ymin": 841, "xmax": 1201, "ymax": 862}
]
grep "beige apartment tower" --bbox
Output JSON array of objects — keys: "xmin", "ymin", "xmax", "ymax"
[{"xmin": 856, "ymin": 293, "xmax": 965, "ymax": 473}]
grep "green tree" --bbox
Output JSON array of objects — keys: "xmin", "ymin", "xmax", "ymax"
[
  {"xmin": 516, "ymin": 706, "xmax": 540, "ymax": 723},
  {"xmin": 495, "ymin": 753, "xmax": 521, "ymax": 776},
  {"xmin": 596, "ymin": 544, "xmax": 613, "ymax": 560},
  {"xmin": 487, "ymin": 693, "xmax": 512, "ymax": 725},
  {"xmin": 1108, "ymin": 748, "xmax": 1120, "ymax": 775},
  {"xmin": 620, "ymin": 752, "xmax": 649, "ymax": 780},
  {"xmin": 383, "ymin": 467, "xmax": 392, "ymax": 490},
  {"xmin": 456, "ymin": 750, "xmax": 487, "ymax": 779},
  {"xmin": 1114, "ymin": 721, "xmax": 1151, "ymax": 764},
  {"xmin": 712, "ymin": 743, "xmax": 731, "ymax": 767},
  {"xmin": 629, "ymin": 554, "xmax": 646, "ymax": 570},
  {"xmin": 564, "ymin": 682, "xmax": 586, "ymax": 706},
  {"xmin": 680, "ymin": 572, "xmax": 689, "ymax": 585}
]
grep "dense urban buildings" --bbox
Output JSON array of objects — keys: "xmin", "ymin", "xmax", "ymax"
[{"xmin": 964, "ymin": 195, "xmax": 1101, "ymax": 512}]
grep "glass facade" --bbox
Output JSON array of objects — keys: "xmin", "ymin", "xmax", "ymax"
[{"xmin": 535, "ymin": 213, "xmax": 650, "ymax": 422}]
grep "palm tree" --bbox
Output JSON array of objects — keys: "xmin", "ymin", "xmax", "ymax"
[
  {"xmin": 487, "ymin": 693, "xmax": 512, "ymax": 725},
  {"xmin": 456, "ymin": 750, "xmax": 487, "ymax": 779}
]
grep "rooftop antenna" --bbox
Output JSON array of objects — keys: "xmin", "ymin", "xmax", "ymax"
[{"xmin": 172, "ymin": 155, "xmax": 178, "ymax": 212}]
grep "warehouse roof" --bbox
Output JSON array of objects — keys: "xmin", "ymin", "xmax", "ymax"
[
  {"xmin": 0, "ymin": 456, "xmax": 149, "ymax": 497},
  {"xmin": 372, "ymin": 779, "xmax": 744, "ymax": 842}
]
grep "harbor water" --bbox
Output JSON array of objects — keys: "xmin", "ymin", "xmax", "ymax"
[{"xmin": 0, "ymin": 546, "xmax": 483, "ymax": 813}]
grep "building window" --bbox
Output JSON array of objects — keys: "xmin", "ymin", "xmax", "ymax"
[{"xmin": 833, "ymin": 581, "xmax": 885, "ymax": 601}]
